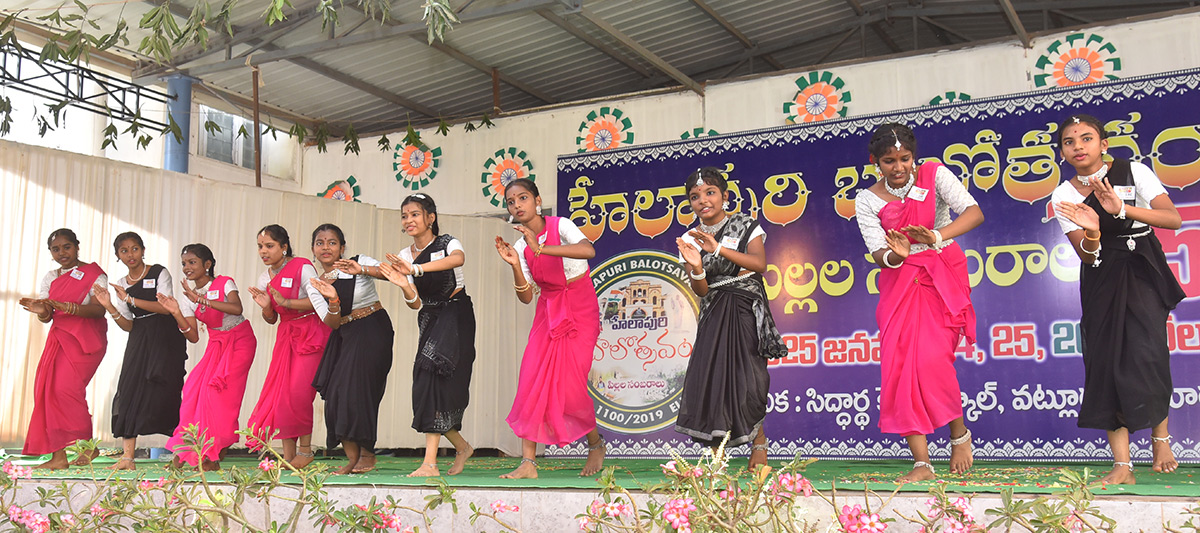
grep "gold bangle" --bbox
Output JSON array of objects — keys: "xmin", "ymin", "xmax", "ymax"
[
  {"xmin": 1083, "ymin": 231, "xmax": 1100, "ymax": 241},
  {"xmin": 514, "ymin": 282, "xmax": 532, "ymax": 292},
  {"xmin": 534, "ymin": 245, "xmax": 543, "ymax": 257}
]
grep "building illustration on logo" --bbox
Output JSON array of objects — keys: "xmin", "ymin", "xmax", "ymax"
[{"xmin": 616, "ymin": 280, "xmax": 664, "ymax": 320}]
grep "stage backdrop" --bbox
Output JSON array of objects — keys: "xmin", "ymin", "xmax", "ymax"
[{"xmin": 546, "ymin": 68, "xmax": 1200, "ymax": 463}]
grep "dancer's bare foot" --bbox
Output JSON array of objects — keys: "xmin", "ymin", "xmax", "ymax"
[
  {"xmin": 200, "ymin": 459, "xmax": 220, "ymax": 472},
  {"xmin": 407, "ymin": 462, "xmax": 439, "ymax": 477},
  {"xmin": 351, "ymin": 454, "xmax": 377, "ymax": 474},
  {"xmin": 749, "ymin": 444, "xmax": 769, "ymax": 471},
  {"xmin": 35, "ymin": 456, "xmax": 69, "ymax": 470},
  {"xmin": 500, "ymin": 458, "xmax": 538, "ymax": 479},
  {"xmin": 286, "ymin": 446, "xmax": 314, "ymax": 468},
  {"xmin": 897, "ymin": 462, "xmax": 935, "ymax": 483},
  {"xmin": 949, "ymin": 429, "xmax": 973, "ymax": 475},
  {"xmin": 333, "ymin": 462, "xmax": 357, "ymax": 476},
  {"xmin": 68, "ymin": 449, "xmax": 100, "ymax": 466},
  {"xmin": 448, "ymin": 446, "xmax": 473, "ymax": 476},
  {"xmin": 108, "ymin": 457, "xmax": 136, "ymax": 471},
  {"xmin": 1099, "ymin": 462, "xmax": 1136, "ymax": 485},
  {"xmin": 581, "ymin": 437, "xmax": 606, "ymax": 477},
  {"xmin": 1153, "ymin": 436, "xmax": 1178, "ymax": 473}
]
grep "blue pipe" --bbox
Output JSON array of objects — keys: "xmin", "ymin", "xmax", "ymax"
[{"xmin": 163, "ymin": 75, "xmax": 193, "ymax": 174}]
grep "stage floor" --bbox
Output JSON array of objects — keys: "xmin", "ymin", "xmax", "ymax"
[{"xmin": 4, "ymin": 452, "xmax": 1199, "ymax": 497}]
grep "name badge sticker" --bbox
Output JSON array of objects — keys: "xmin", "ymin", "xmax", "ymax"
[
  {"xmin": 69, "ymin": 269, "xmax": 85, "ymax": 280},
  {"xmin": 720, "ymin": 235, "xmax": 740, "ymax": 250},
  {"xmin": 908, "ymin": 186, "xmax": 929, "ymax": 202},
  {"xmin": 1115, "ymin": 185, "xmax": 1136, "ymax": 201},
  {"xmin": 143, "ymin": 278, "xmax": 156, "ymax": 289},
  {"xmin": 430, "ymin": 251, "xmax": 445, "ymax": 261},
  {"xmin": 537, "ymin": 233, "xmax": 547, "ymax": 245},
  {"xmin": 206, "ymin": 289, "xmax": 220, "ymax": 300},
  {"xmin": 280, "ymin": 278, "xmax": 294, "ymax": 289}
]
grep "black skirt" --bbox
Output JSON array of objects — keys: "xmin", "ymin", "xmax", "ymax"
[
  {"xmin": 412, "ymin": 295, "xmax": 476, "ymax": 434},
  {"xmin": 1078, "ymin": 232, "xmax": 1185, "ymax": 431},
  {"xmin": 313, "ymin": 310, "xmax": 395, "ymax": 450},
  {"xmin": 675, "ymin": 289, "xmax": 770, "ymax": 447},
  {"xmin": 111, "ymin": 314, "xmax": 187, "ymax": 438}
]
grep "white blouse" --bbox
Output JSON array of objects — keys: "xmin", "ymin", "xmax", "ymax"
[
  {"xmin": 399, "ymin": 239, "xmax": 466, "ymax": 289},
  {"xmin": 256, "ymin": 262, "xmax": 328, "ymax": 319},
  {"xmin": 513, "ymin": 218, "xmax": 591, "ymax": 283},
  {"xmin": 113, "ymin": 267, "xmax": 176, "ymax": 320},
  {"xmin": 179, "ymin": 278, "xmax": 245, "ymax": 331},
  {"xmin": 39, "ymin": 267, "xmax": 108, "ymax": 305},
  {"xmin": 1050, "ymin": 161, "xmax": 1168, "ymax": 234},
  {"xmin": 856, "ymin": 164, "xmax": 979, "ymax": 254}
]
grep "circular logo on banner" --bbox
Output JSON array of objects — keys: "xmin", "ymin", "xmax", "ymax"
[
  {"xmin": 589, "ymin": 250, "xmax": 700, "ymax": 433},
  {"xmin": 393, "ymin": 142, "xmax": 441, "ymax": 190},
  {"xmin": 480, "ymin": 147, "xmax": 535, "ymax": 207}
]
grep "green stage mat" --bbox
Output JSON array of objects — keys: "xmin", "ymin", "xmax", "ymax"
[{"xmin": 4, "ymin": 453, "xmax": 1199, "ymax": 498}]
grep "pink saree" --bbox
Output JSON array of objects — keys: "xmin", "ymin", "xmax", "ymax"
[
  {"xmin": 246, "ymin": 258, "xmax": 330, "ymax": 445},
  {"xmin": 24, "ymin": 263, "xmax": 107, "ymax": 456},
  {"xmin": 875, "ymin": 162, "xmax": 976, "ymax": 436},
  {"xmin": 167, "ymin": 276, "xmax": 257, "ymax": 465},
  {"xmin": 506, "ymin": 216, "xmax": 601, "ymax": 445}
]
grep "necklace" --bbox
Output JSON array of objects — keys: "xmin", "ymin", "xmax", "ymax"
[
  {"xmin": 884, "ymin": 173, "xmax": 915, "ymax": 201},
  {"xmin": 269, "ymin": 257, "xmax": 291, "ymax": 278},
  {"xmin": 412, "ymin": 238, "xmax": 433, "ymax": 255},
  {"xmin": 698, "ymin": 215, "xmax": 729, "ymax": 235},
  {"xmin": 126, "ymin": 263, "xmax": 149, "ymax": 284},
  {"xmin": 1077, "ymin": 163, "xmax": 1108, "ymax": 186},
  {"xmin": 321, "ymin": 269, "xmax": 339, "ymax": 280},
  {"xmin": 56, "ymin": 261, "xmax": 81, "ymax": 277}
]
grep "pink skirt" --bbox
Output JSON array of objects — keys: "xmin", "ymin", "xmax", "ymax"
[
  {"xmin": 167, "ymin": 321, "xmax": 256, "ymax": 465},
  {"xmin": 246, "ymin": 313, "xmax": 328, "ymax": 444},
  {"xmin": 23, "ymin": 326, "xmax": 105, "ymax": 456},
  {"xmin": 506, "ymin": 278, "xmax": 600, "ymax": 446}
]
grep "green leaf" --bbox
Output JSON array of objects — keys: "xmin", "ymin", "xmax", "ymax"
[
  {"xmin": 342, "ymin": 123, "xmax": 360, "ymax": 155},
  {"xmin": 436, "ymin": 118, "xmax": 450, "ymax": 136},
  {"xmin": 288, "ymin": 122, "xmax": 308, "ymax": 144},
  {"xmin": 203, "ymin": 119, "xmax": 222, "ymax": 136},
  {"xmin": 463, "ymin": 121, "xmax": 477, "ymax": 133},
  {"xmin": 480, "ymin": 112, "xmax": 494, "ymax": 128},
  {"xmin": 421, "ymin": 0, "xmax": 460, "ymax": 44},
  {"xmin": 317, "ymin": 0, "xmax": 338, "ymax": 31},
  {"xmin": 314, "ymin": 122, "xmax": 330, "ymax": 153},
  {"xmin": 261, "ymin": 0, "xmax": 295, "ymax": 25},
  {"xmin": 161, "ymin": 113, "xmax": 184, "ymax": 144},
  {"xmin": 377, "ymin": 134, "xmax": 390, "ymax": 152},
  {"xmin": 403, "ymin": 124, "xmax": 421, "ymax": 147},
  {"xmin": 0, "ymin": 96, "xmax": 12, "ymax": 136},
  {"xmin": 236, "ymin": 124, "xmax": 249, "ymax": 140}
]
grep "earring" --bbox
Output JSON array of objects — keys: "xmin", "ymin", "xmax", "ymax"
[
  {"xmin": 1102, "ymin": 150, "xmax": 1107, "ymax": 155},
  {"xmin": 722, "ymin": 200, "xmax": 730, "ymax": 211},
  {"xmin": 1059, "ymin": 156, "xmax": 1064, "ymax": 165}
]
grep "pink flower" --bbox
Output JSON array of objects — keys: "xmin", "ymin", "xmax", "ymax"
[
  {"xmin": 137, "ymin": 478, "xmax": 167, "ymax": 491},
  {"xmin": 603, "ymin": 501, "xmax": 631, "ymax": 517},
  {"xmin": 489, "ymin": 500, "xmax": 518, "ymax": 513},
  {"xmin": 258, "ymin": 458, "xmax": 277, "ymax": 471},
  {"xmin": 859, "ymin": 512, "xmax": 887, "ymax": 532},
  {"xmin": 8, "ymin": 505, "xmax": 21, "ymax": 522},
  {"xmin": 3, "ymin": 462, "xmax": 32, "ymax": 480},
  {"xmin": 578, "ymin": 516, "xmax": 595, "ymax": 530},
  {"xmin": 60, "ymin": 513, "xmax": 76, "ymax": 526},
  {"xmin": 660, "ymin": 460, "xmax": 678, "ymax": 475},
  {"xmin": 838, "ymin": 504, "xmax": 863, "ymax": 528},
  {"xmin": 662, "ymin": 498, "xmax": 696, "ymax": 529}
]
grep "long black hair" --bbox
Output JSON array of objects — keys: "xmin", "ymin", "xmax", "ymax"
[
  {"xmin": 402, "ymin": 193, "xmax": 441, "ymax": 235},
  {"xmin": 181, "ymin": 243, "xmax": 217, "ymax": 278},
  {"xmin": 868, "ymin": 123, "xmax": 918, "ymax": 159},
  {"xmin": 257, "ymin": 224, "xmax": 293, "ymax": 257}
]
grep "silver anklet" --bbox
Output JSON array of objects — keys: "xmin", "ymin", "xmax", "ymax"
[
  {"xmin": 914, "ymin": 461, "xmax": 935, "ymax": 474},
  {"xmin": 521, "ymin": 457, "xmax": 538, "ymax": 467},
  {"xmin": 1152, "ymin": 434, "xmax": 1172, "ymax": 443},
  {"xmin": 587, "ymin": 437, "xmax": 606, "ymax": 451},
  {"xmin": 751, "ymin": 443, "xmax": 769, "ymax": 452},
  {"xmin": 1114, "ymin": 461, "xmax": 1133, "ymax": 471},
  {"xmin": 949, "ymin": 428, "xmax": 972, "ymax": 447}
]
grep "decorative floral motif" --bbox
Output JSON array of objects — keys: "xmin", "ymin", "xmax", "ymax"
[
  {"xmin": 928, "ymin": 91, "xmax": 972, "ymax": 106},
  {"xmin": 576, "ymin": 107, "xmax": 634, "ymax": 152},
  {"xmin": 480, "ymin": 147, "xmax": 535, "ymax": 207},
  {"xmin": 784, "ymin": 71, "xmax": 851, "ymax": 124},
  {"xmin": 1034, "ymin": 33, "xmax": 1121, "ymax": 87},
  {"xmin": 680, "ymin": 127, "xmax": 719, "ymax": 140},
  {"xmin": 317, "ymin": 176, "xmax": 361, "ymax": 202},
  {"xmin": 393, "ymin": 142, "xmax": 442, "ymax": 190}
]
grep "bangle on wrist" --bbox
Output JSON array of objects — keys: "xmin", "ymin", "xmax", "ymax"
[
  {"xmin": 713, "ymin": 244, "xmax": 723, "ymax": 258},
  {"xmin": 932, "ymin": 229, "xmax": 944, "ymax": 247},
  {"xmin": 1116, "ymin": 204, "xmax": 1127, "ymax": 220},
  {"xmin": 882, "ymin": 250, "xmax": 903, "ymax": 269},
  {"xmin": 404, "ymin": 291, "xmax": 419, "ymax": 304},
  {"xmin": 1083, "ymin": 231, "xmax": 1100, "ymax": 241},
  {"xmin": 689, "ymin": 267, "xmax": 706, "ymax": 280}
]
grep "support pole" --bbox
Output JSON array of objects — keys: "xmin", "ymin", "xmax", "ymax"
[
  {"xmin": 163, "ymin": 75, "xmax": 193, "ymax": 174},
  {"xmin": 253, "ymin": 67, "xmax": 261, "ymax": 188}
]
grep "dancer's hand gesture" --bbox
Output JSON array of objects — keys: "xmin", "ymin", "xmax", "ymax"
[
  {"xmin": 91, "ymin": 284, "xmax": 111, "ymax": 307},
  {"xmin": 885, "ymin": 229, "xmax": 912, "ymax": 260},
  {"xmin": 333, "ymin": 258, "xmax": 363, "ymax": 275},
  {"xmin": 676, "ymin": 238, "xmax": 702, "ymax": 270},
  {"xmin": 379, "ymin": 263, "xmax": 411, "ymax": 289},
  {"xmin": 19, "ymin": 297, "xmax": 50, "ymax": 316},
  {"xmin": 384, "ymin": 253, "xmax": 415, "ymax": 276},
  {"xmin": 245, "ymin": 286, "xmax": 273, "ymax": 310},
  {"xmin": 899, "ymin": 224, "xmax": 937, "ymax": 245},
  {"xmin": 157, "ymin": 293, "xmax": 180, "ymax": 314},
  {"xmin": 495, "ymin": 236, "xmax": 520, "ymax": 267},
  {"xmin": 513, "ymin": 225, "xmax": 539, "ymax": 250},
  {"xmin": 308, "ymin": 277, "xmax": 337, "ymax": 300},
  {"xmin": 1055, "ymin": 202, "xmax": 1101, "ymax": 232},
  {"xmin": 1090, "ymin": 174, "xmax": 1125, "ymax": 216},
  {"xmin": 180, "ymin": 281, "xmax": 202, "ymax": 304},
  {"xmin": 686, "ymin": 229, "xmax": 718, "ymax": 254}
]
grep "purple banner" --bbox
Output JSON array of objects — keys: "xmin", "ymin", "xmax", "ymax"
[{"xmin": 547, "ymin": 69, "xmax": 1200, "ymax": 462}]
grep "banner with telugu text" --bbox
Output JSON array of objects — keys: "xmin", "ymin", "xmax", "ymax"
[{"xmin": 547, "ymin": 68, "xmax": 1200, "ymax": 462}]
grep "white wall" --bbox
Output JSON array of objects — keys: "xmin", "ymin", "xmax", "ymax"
[{"xmin": 300, "ymin": 11, "xmax": 1200, "ymax": 215}]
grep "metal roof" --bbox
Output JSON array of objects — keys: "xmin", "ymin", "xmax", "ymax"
[{"xmin": 6, "ymin": 0, "xmax": 1198, "ymax": 135}]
